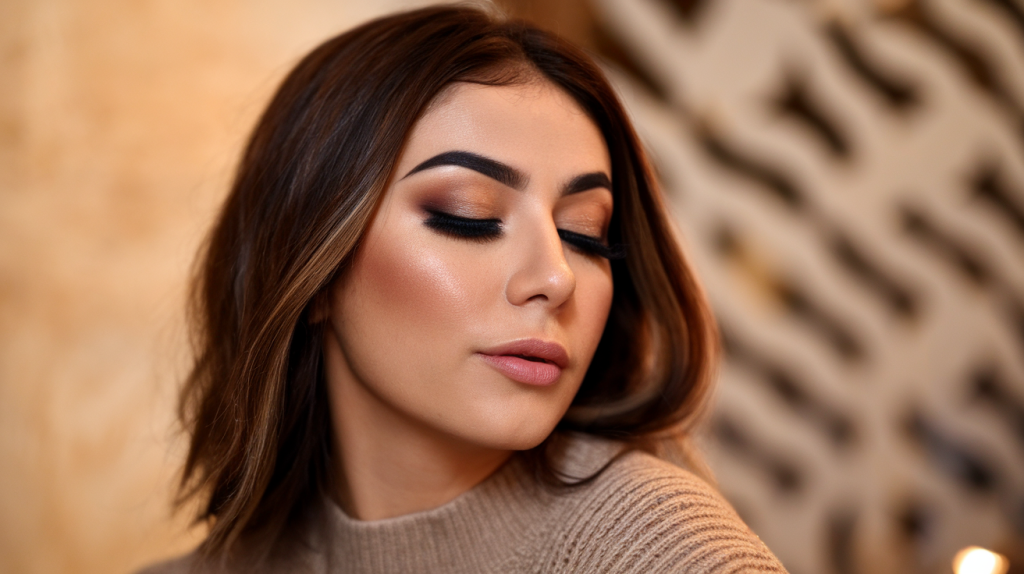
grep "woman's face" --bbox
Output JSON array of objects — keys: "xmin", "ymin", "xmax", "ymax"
[{"xmin": 324, "ymin": 79, "xmax": 615, "ymax": 451}]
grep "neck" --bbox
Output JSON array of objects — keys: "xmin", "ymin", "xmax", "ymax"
[{"xmin": 323, "ymin": 334, "xmax": 512, "ymax": 521}]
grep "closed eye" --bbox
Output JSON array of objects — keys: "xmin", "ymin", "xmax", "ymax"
[
  {"xmin": 424, "ymin": 210, "xmax": 502, "ymax": 240},
  {"xmin": 558, "ymin": 229, "xmax": 626, "ymax": 260},
  {"xmin": 424, "ymin": 211, "xmax": 625, "ymax": 260}
]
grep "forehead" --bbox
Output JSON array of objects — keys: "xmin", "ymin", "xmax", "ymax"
[{"xmin": 394, "ymin": 79, "xmax": 611, "ymax": 181}]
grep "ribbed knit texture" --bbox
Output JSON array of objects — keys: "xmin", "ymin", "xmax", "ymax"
[{"xmin": 141, "ymin": 438, "xmax": 787, "ymax": 573}]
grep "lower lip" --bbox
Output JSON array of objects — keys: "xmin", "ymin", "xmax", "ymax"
[{"xmin": 478, "ymin": 354, "xmax": 562, "ymax": 386}]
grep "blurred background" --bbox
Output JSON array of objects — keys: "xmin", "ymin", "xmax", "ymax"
[{"xmin": 2, "ymin": 0, "xmax": 1023, "ymax": 572}]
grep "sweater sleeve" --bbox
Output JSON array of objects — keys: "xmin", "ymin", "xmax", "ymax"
[{"xmin": 536, "ymin": 451, "xmax": 789, "ymax": 574}]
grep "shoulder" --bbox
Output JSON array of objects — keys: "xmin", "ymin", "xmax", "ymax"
[
  {"xmin": 595, "ymin": 449, "xmax": 738, "ymax": 522},
  {"xmin": 542, "ymin": 448, "xmax": 788, "ymax": 573}
]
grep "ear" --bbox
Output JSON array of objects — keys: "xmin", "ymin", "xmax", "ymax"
[{"xmin": 307, "ymin": 288, "xmax": 333, "ymax": 324}]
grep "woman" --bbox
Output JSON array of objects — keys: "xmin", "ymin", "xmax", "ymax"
[{"xmin": 144, "ymin": 4, "xmax": 786, "ymax": 573}]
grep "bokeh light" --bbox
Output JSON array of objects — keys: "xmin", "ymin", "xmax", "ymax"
[{"xmin": 953, "ymin": 546, "xmax": 1009, "ymax": 574}]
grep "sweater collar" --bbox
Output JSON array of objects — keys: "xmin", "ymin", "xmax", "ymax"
[
  {"xmin": 312, "ymin": 453, "xmax": 553, "ymax": 573},
  {"xmin": 305, "ymin": 435, "xmax": 624, "ymax": 573}
]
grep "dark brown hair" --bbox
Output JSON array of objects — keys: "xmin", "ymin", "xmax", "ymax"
[{"xmin": 180, "ymin": 3, "xmax": 718, "ymax": 558}]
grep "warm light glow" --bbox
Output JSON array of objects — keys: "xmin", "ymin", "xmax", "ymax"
[{"xmin": 953, "ymin": 546, "xmax": 1009, "ymax": 574}]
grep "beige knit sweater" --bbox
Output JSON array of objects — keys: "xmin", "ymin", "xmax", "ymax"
[{"xmin": 141, "ymin": 438, "xmax": 787, "ymax": 573}]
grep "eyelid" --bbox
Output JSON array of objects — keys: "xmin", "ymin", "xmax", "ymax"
[
  {"xmin": 554, "ymin": 199, "xmax": 612, "ymax": 237},
  {"xmin": 425, "ymin": 209, "xmax": 499, "ymax": 224}
]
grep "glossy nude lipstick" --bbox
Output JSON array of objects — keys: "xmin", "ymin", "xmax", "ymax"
[{"xmin": 477, "ymin": 339, "xmax": 569, "ymax": 386}]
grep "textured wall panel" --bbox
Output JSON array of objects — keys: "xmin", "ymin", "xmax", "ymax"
[{"xmin": 592, "ymin": 0, "xmax": 1024, "ymax": 572}]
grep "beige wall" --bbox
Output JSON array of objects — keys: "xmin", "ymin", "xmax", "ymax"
[{"xmin": 0, "ymin": 1, "xmax": 431, "ymax": 572}]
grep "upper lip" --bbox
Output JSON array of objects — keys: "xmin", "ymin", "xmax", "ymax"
[{"xmin": 478, "ymin": 339, "xmax": 569, "ymax": 369}]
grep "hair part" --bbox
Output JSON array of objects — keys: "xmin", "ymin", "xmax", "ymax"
[{"xmin": 179, "ymin": 3, "xmax": 718, "ymax": 559}]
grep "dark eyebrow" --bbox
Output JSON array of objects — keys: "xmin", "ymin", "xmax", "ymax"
[
  {"xmin": 401, "ymin": 150, "xmax": 527, "ymax": 190},
  {"xmin": 563, "ymin": 172, "xmax": 612, "ymax": 196}
]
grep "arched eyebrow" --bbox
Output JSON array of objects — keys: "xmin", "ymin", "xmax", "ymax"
[
  {"xmin": 402, "ymin": 150, "xmax": 526, "ymax": 190},
  {"xmin": 563, "ymin": 172, "xmax": 611, "ymax": 196},
  {"xmin": 401, "ymin": 149, "xmax": 612, "ymax": 196}
]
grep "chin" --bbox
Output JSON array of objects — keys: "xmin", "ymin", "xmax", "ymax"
[
  {"xmin": 453, "ymin": 404, "xmax": 565, "ymax": 452},
  {"xmin": 486, "ymin": 429, "xmax": 555, "ymax": 452},
  {"xmin": 460, "ymin": 380, "xmax": 583, "ymax": 452}
]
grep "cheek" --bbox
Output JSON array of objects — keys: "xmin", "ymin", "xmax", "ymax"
[
  {"xmin": 575, "ymin": 264, "xmax": 615, "ymax": 347},
  {"xmin": 341, "ymin": 220, "xmax": 491, "ymax": 361}
]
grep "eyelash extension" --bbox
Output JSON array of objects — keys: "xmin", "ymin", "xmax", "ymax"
[
  {"xmin": 558, "ymin": 229, "xmax": 627, "ymax": 260},
  {"xmin": 424, "ymin": 210, "xmax": 502, "ymax": 240},
  {"xmin": 425, "ymin": 210, "xmax": 626, "ymax": 260}
]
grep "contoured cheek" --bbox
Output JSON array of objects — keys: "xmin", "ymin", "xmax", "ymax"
[{"xmin": 338, "ymin": 205, "xmax": 504, "ymax": 414}]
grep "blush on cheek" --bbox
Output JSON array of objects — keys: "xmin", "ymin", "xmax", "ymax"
[{"xmin": 355, "ymin": 225, "xmax": 477, "ymax": 340}]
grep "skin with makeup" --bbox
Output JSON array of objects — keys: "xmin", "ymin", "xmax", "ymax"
[
  {"xmin": 139, "ymin": 7, "xmax": 789, "ymax": 572},
  {"xmin": 324, "ymin": 79, "xmax": 616, "ymax": 521}
]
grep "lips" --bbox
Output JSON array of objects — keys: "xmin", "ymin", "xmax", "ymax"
[{"xmin": 477, "ymin": 339, "xmax": 569, "ymax": 386}]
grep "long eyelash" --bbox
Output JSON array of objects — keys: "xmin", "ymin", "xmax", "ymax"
[
  {"xmin": 424, "ymin": 211, "xmax": 625, "ymax": 259},
  {"xmin": 424, "ymin": 210, "xmax": 502, "ymax": 240},
  {"xmin": 558, "ymin": 229, "xmax": 627, "ymax": 260}
]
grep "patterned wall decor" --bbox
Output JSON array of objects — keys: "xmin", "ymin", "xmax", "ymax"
[{"xmin": 588, "ymin": 0, "xmax": 1024, "ymax": 572}]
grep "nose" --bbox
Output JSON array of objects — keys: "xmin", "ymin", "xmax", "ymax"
[{"xmin": 505, "ymin": 221, "xmax": 576, "ymax": 309}]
